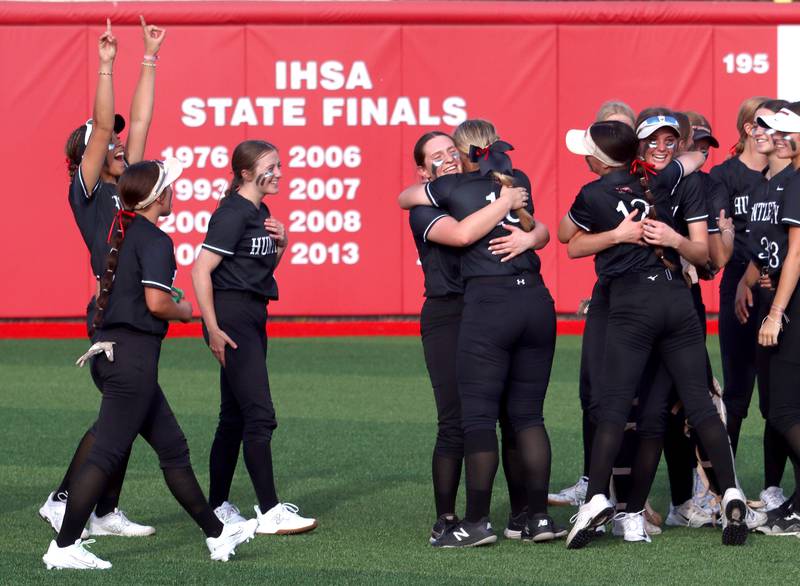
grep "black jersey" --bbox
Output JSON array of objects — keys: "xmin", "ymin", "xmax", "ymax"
[
  {"xmin": 96, "ymin": 215, "xmax": 177, "ymax": 338},
  {"xmin": 747, "ymin": 165, "xmax": 800, "ymax": 275},
  {"xmin": 710, "ymin": 157, "xmax": 767, "ymax": 263},
  {"xmin": 201, "ymin": 191, "xmax": 279, "ymax": 300},
  {"xmin": 424, "ymin": 169, "xmax": 539, "ymax": 279},
  {"xmin": 671, "ymin": 172, "xmax": 723, "ymax": 236},
  {"xmin": 409, "ymin": 206, "xmax": 463, "ymax": 298},
  {"xmin": 68, "ymin": 168, "xmax": 122, "ymax": 278},
  {"xmin": 568, "ymin": 161, "xmax": 707, "ymax": 279}
]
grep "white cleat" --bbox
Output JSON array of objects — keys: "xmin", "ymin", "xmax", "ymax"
[
  {"xmin": 721, "ymin": 488, "xmax": 748, "ymax": 546},
  {"xmin": 206, "ymin": 519, "xmax": 258, "ymax": 562},
  {"xmin": 39, "ymin": 492, "xmax": 89, "ymax": 540},
  {"xmin": 759, "ymin": 486, "xmax": 788, "ymax": 512},
  {"xmin": 612, "ymin": 511, "xmax": 652, "ymax": 543},
  {"xmin": 89, "ymin": 508, "xmax": 155, "ymax": 537},
  {"xmin": 745, "ymin": 505, "xmax": 768, "ymax": 531},
  {"xmin": 566, "ymin": 494, "xmax": 615, "ymax": 549},
  {"xmin": 214, "ymin": 501, "xmax": 247, "ymax": 525},
  {"xmin": 665, "ymin": 499, "xmax": 714, "ymax": 528},
  {"xmin": 549, "ymin": 476, "xmax": 588, "ymax": 506},
  {"xmin": 42, "ymin": 539, "xmax": 111, "ymax": 570},
  {"xmin": 254, "ymin": 503, "xmax": 317, "ymax": 535}
]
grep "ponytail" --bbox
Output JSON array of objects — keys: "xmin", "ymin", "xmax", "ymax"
[
  {"xmin": 631, "ymin": 160, "xmax": 677, "ymax": 272},
  {"xmin": 90, "ymin": 210, "xmax": 136, "ymax": 336}
]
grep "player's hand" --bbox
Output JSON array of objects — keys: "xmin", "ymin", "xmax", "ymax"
[
  {"xmin": 488, "ymin": 223, "xmax": 536, "ymax": 262},
  {"xmin": 758, "ymin": 273, "xmax": 774, "ymax": 290},
  {"xmin": 208, "ymin": 327, "xmax": 238, "ymax": 368},
  {"xmin": 177, "ymin": 300, "xmax": 193, "ymax": 323},
  {"xmin": 758, "ymin": 314, "xmax": 781, "ymax": 347},
  {"xmin": 99, "ymin": 19, "xmax": 118, "ymax": 64},
  {"xmin": 140, "ymin": 16, "xmax": 166, "ymax": 56},
  {"xmin": 735, "ymin": 281, "xmax": 754, "ymax": 324},
  {"xmin": 718, "ymin": 209, "xmax": 733, "ymax": 235},
  {"xmin": 613, "ymin": 209, "xmax": 645, "ymax": 245},
  {"xmin": 264, "ymin": 218, "xmax": 288, "ymax": 247},
  {"xmin": 499, "ymin": 185, "xmax": 528, "ymax": 210},
  {"xmin": 642, "ymin": 219, "xmax": 681, "ymax": 248}
]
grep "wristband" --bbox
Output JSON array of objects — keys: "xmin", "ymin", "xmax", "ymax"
[
  {"xmin": 171, "ymin": 286, "xmax": 184, "ymax": 303},
  {"xmin": 143, "ymin": 54, "xmax": 159, "ymax": 62}
]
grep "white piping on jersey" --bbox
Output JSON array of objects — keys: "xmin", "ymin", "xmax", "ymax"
[
  {"xmin": 77, "ymin": 166, "xmax": 101, "ymax": 199},
  {"xmin": 141, "ymin": 280, "xmax": 172, "ymax": 292},
  {"xmin": 783, "ymin": 217, "xmax": 800, "ymax": 225},
  {"xmin": 424, "ymin": 183, "xmax": 439, "ymax": 207},
  {"xmin": 423, "ymin": 214, "xmax": 448, "ymax": 243},
  {"xmin": 671, "ymin": 160, "xmax": 685, "ymax": 197},
  {"xmin": 201, "ymin": 243, "xmax": 235, "ymax": 256},
  {"xmin": 567, "ymin": 210, "xmax": 591, "ymax": 232},
  {"xmin": 685, "ymin": 214, "xmax": 709, "ymax": 222}
]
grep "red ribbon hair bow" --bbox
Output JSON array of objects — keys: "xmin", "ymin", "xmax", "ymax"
[
  {"xmin": 630, "ymin": 159, "xmax": 657, "ymax": 178},
  {"xmin": 107, "ymin": 209, "xmax": 137, "ymax": 243}
]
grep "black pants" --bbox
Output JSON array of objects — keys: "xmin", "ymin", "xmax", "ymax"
[
  {"xmin": 597, "ymin": 271, "xmax": 719, "ymax": 429},
  {"xmin": 205, "ymin": 290, "xmax": 277, "ymax": 509},
  {"xmin": 581, "ymin": 281, "xmax": 609, "ymax": 417},
  {"xmin": 87, "ymin": 328, "xmax": 190, "ymax": 475},
  {"xmin": 457, "ymin": 275, "xmax": 556, "ymax": 435},
  {"xmin": 760, "ymin": 287, "xmax": 800, "ymax": 434},
  {"xmin": 720, "ymin": 262, "xmax": 761, "ymax": 420}
]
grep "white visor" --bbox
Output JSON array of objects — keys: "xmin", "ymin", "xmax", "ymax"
[
  {"xmin": 134, "ymin": 158, "xmax": 184, "ymax": 210},
  {"xmin": 565, "ymin": 128, "xmax": 623, "ymax": 167},
  {"xmin": 757, "ymin": 108, "xmax": 800, "ymax": 133}
]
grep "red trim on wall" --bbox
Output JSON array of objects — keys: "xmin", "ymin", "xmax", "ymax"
[
  {"xmin": 0, "ymin": 319, "xmax": 722, "ymax": 339},
  {"xmin": 1, "ymin": 1, "xmax": 799, "ymax": 26}
]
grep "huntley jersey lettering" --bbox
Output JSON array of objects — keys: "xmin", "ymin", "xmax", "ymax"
[
  {"xmin": 250, "ymin": 236, "xmax": 277, "ymax": 256},
  {"xmin": 733, "ymin": 194, "xmax": 749, "ymax": 216},
  {"xmin": 750, "ymin": 201, "xmax": 780, "ymax": 224}
]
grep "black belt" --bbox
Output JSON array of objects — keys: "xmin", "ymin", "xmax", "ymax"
[{"xmin": 467, "ymin": 273, "xmax": 542, "ymax": 287}]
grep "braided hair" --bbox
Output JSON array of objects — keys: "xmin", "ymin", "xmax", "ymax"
[{"xmin": 90, "ymin": 161, "xmax": 161, "ymax": 335}]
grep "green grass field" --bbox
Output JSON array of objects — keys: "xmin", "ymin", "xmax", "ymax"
[{"xmin": 1, "ymin": 335, "xmax": 798, "ymax": 585}]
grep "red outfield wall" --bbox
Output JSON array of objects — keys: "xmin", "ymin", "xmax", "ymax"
[{"xmin": 1, "ymin": 1, "xmax": 798, "ymax": 319}]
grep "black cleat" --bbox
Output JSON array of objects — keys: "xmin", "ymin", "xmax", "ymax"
[
  {"xmin": 522, "ymin": 513, "xmax": 564, "ymax": 543},
  {"xmin": 430, "ymin": 514, "xmax": 460, "ymax": 545},
  {"xmin": 432, "ymin": 518, "xmax": 497, "ymax": 548},
  {"xmin": 503, "ymin": 510, "xmax": 527, "ymax": 540},
  {"xmin": 766, "ymin": 512, "xmax": 800, "ymax": 536}
]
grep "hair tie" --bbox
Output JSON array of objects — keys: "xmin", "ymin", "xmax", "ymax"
[
  {"xmin": 106, "ymin": 209, "xmax": 137, "ymax": 243},
  {"xmin": 630, "ymin": 159, "xmax": 657, "ymax": 178},
  {"xmin": 468, "ymin": 140, "xmax": 514, "ymax": 176},
  {"xmin": 729, "ymin": 144, "xmax": 738, "ymax": 156}
]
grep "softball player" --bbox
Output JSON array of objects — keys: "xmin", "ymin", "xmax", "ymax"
[
  {"xmin": 721, "ymin": 100, "xmax": 794, "ymax": 514},
  {"xmin": 408, "ymin": 131, "xmax": 549, "ymax": 543},
  {"xmin": 400, "ymin": 119, "xmax": 558, "ymax": 547},
  {"xmin": 192, "ymin": 140, "xmax": 316, "ymax": 535},
  {"xmin": 42, "ymin": 159, "xmax": 258, "ymax": 570},
  {"xmin": 560, "ymin": 119, "xmax": 749, "ymax": 549},
  {"xmin": 40, "ymin": 18, "xmax": 165, "ymax": 539},
  {"xmin": 737, "ymin": 104, "xmax": 800, "ymax": 534}
]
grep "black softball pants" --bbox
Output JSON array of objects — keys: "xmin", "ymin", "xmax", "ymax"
[
  {"xmin": 421, "ymin": 294, "xmax": 527, "ymax": 518},
  {"xmin": 56, "ymin": 328, "xmax": 221, "ymax": 546},
  {"xmin": 205, "ymin": 290, "xmax": 279, "ymax": 513},
  {"xmin": 457, "ymin": 274, "xmax": 556, "ymax": 522},
  {"xmin": 586, "ymin": 270, "xmax": 737, "ymax": 501}
]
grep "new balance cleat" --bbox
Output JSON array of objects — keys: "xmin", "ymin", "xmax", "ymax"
[
  {"xmin": 214, "ymin": 501, "xmax": 247, "ymax": 525},
  {"xmin": 39, "ymin": 492, "xmax": 89, "ymax": 540},
  {"xmin": 430, "ymin": 514, "xmax": 460, "ymax": 544},
  {"xmin": 665, "ymin": 499, "xmax": 714, "ymax": 528},
  {"xmin": 42, "ymin": 539, "xmax": 111, "ymax": 570},
  {"xmin": 254, "ymin": 503, "xmax": 317, "ymax": 535},
  {"xmin": 432, "ymin": 518, "xmax": 497, "ymax": 548},
  {"xmin": 521, "ymin": 513, "xmax": 562, "ymax": 543},
  {"xmin": 549, "ymin": 476, "xmax": 588, "ymax": 506},
  {"xmin": 721, "ymin": 488, "xmax": 748, "ymax": 546},
  {"xmin": 566, "ymin": 494, "xmax": 615, "ymax": 550},
  {"xmin": 206, "ymin": 519, "xmax": 258, "ymax": 562},
  {"xmin": 88, "ymin": 508, "xmax": 155, "ymax": 537}
]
